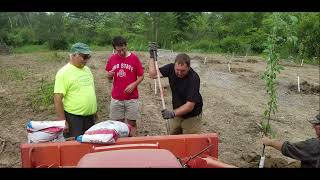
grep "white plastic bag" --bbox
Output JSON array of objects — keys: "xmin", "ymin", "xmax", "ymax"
[
  {"xmin": 27, "ymin": 120, "xmax": 66, "ymax": 143},
  {"xmin": 27, "ymin": 120, "xmax": 65, "ymax": 132},
  {"xmin": 76, "ymin": 120, "xmax": 131, "ymax": 144}
]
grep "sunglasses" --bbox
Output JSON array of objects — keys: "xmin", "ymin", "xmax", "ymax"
[{"xmin": 79, "ymin": 54, "xmax": 91, "ymax": 60}]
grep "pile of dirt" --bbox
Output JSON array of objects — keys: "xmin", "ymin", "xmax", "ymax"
[
  {"xmin": 233, "ymin": 59, "xmax": 243, "ymax": 63},
  {"xmin": 230, "ymin": 67, "xmax": 253, "ymax": 73},
  {"xmin": 192, "ymin": 55, "xmax": 205, "ymax": 60},
  {"xmin": 241, "ymin": 152, "xmax": 300, "ymax": 168},
  {"xmin": 288, "ymin": 81, "xmax": 320, "ymax": 95},
  {"xmin": 246, "ymin": 59, "xmax": 258, "ymax": 63},
  {"xmin": 205, "ymin": 59, "xmax": 222, "ymax": 64}
]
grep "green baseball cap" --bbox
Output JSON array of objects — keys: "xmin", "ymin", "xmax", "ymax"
[
  {"xmin": 70, "ymin": 42, "xmax": 92, "ymax": 55},
  {"xmin": 308, "ymin": 114, "xmax": 320, "ymax": 124}
]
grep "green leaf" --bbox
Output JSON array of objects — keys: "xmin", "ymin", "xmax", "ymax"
[{"xmin": 289, "ymin": 15, "xmax": 298, "ymax": 24}]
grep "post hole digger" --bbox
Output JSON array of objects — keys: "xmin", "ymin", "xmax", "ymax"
[
  {"xmin": 149, "ymin": 42, "xmax": 170, "ymax": 135},
  {"xmin": 148, "ymin": 42, "xmax": 204, "ymax": 135}
]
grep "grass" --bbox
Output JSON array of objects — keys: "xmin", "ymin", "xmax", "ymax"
[
  {"xmin": 0, "ymin": 68, "xmax": 27, "ymax": 81},
  {"xmin": 29, "ymin": 78, "xmax": 55, "ymax": 112},
  {"xmin": 41, "ymin": 52, "xmax": 68, "ymax": 63},
  {"xmin": 13, "ymin": 44, "xmax": 113, "ymax": 54},
  {"xmin": 13, "ymin": 44, "xmax": 49, "ymax": 54},
  {"xmin": 90, "ymin": 45, "xmax": 113, "ymax": 51}
]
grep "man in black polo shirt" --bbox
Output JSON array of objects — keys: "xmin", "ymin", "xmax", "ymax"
[
  {"xmin": 262, "ymin": 114, "xmax": 320, "ymax": 168},
  {"xmin": 148, "ymin": 43, "xmax": 203, "ymax": 135}
]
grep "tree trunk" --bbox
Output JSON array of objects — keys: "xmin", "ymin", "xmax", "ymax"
[{"xmin": 7, "ymin": 16, "xmax": 13, "ymax": 29}]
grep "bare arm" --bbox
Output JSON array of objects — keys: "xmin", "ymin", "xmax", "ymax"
[
  {"xmin": 54, "ymin": 93, "xmax": 65, "ymax": 120},
  {"xmin": 262, "ymin": 137, "xmax": 284, "ymax": 151},
  {"xmin": 124, "ymin": 75, "xmax": 144, "ymax": 94},
  {"xmin": 54, "ymin": 93, "xmax": 69, "ymax": 132},
  {"xmin": 134, "ymin": 75, "xmax": 144, "ymax": 87},
  {"xmin": 173, "ymin": 101, "xmax": 195, "ymax": 117},
  {"xmin": 149, "ymin": 58, "xmax": 162, "ymax": 79},
  {"xmin": 106, "ymin": 70, "xmax": 115, "ymax": 81}
]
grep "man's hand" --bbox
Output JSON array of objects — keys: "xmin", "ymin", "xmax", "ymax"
[
  {"xmin": 57, "ymin": 118, "xmax": 69, "ymax": 133},
  {"xmin": 106, "ymin": 70, "xmax": 115, "ymax": 78},
  {"xmin": 161, "ymin": 109, "xmax": 175, "ymax": 119},
  {"xmin": 64, "ymin": 121, "xmax": 69, "ymax": 133},
  {"xmin": 262, "ymin": 136, "xmax": 283, "ymax": 151},
  {"xmin": 149, "ymin": 42, "xmax": 158, "ymax": 59},
  {"xmin": 124, "ymin": 83, "xmax": 136, "ymax": 94},
  {"xmin": 262, "ymin": 137, "xmax": 273, "ymax": 146}
]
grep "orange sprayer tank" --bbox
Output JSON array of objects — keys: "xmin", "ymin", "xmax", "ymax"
[{"xmin": 20, "ymin": 133, "xmax": 220, "ymax": 168}]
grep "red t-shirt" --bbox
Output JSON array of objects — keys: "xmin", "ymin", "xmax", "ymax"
[{"xmin": 105, "ymin": 52, "xmax": 144, "ymax": 100}]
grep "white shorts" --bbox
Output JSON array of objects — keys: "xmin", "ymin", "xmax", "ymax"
[{"xmin": 109, "ymin": 97, "xmax": 140, "ymax": 121}]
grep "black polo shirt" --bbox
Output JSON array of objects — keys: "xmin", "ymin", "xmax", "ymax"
[{"xmin": 159, "ymin": 63, "xmax": 203, "ymax": 118}]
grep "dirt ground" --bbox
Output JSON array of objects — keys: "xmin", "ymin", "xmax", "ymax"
[{"xmin": 0, "ymin": 50, "xmax": 319, "ymax": 168}]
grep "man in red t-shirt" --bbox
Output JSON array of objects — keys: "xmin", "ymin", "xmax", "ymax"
[{"xmin": 105, "ymin": 36, "xmax": 144, "ymax": 136}]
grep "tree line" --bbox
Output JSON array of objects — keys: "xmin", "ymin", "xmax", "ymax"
[{"xmin": 0, "ymin": 12, "xmax": 319, "ymax": 63}]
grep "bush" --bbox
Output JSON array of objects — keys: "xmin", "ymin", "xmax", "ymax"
[
  {"xmin": 115, "ymin": 33, "xmax": 148, "ymax": 51},
  {"xmin": 248, "ymin": 30, "xmax": 267, "ymax": 54},
  {"xmin": 48, "ymin": 37, "xmax": 68, "ymax": 50},
  {"xmin": 219, "ymin": 36, "xmax": 247, "ymax": 54},
  {"xmin": 172, "ymin": 41, "xmax": 192, "ymax": 52},
  {"xmin": 190, "ymin": 39, "xmax": 222, "ymax": 53},
  {"xmin": 6, "ymin": 28, "xmax": 36, "ymax": 47}
]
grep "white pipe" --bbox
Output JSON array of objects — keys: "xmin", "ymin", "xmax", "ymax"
[
  {"xmin": 298, "ymin": 75, "xmax": 300, "ymax": 92},
  {"xmin": 259, "ymin": 156, "xmax": 265, "ymax": 168}
]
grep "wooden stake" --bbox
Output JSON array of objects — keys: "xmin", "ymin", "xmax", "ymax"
[
  {"xmin": 154, "ymin": 79, "xmax": 157, "ymax": 94},
  {"xmin": 0, "ymin": 140, "xmax": 6, "ymax": 155},
  {"xmin": 228, "ymin": 63, "xmax": 231, "ymax": 73}
]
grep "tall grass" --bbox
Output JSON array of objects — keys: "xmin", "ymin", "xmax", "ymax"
[
  {"xmin": 41, "ymin": 52, "xmax": 68, "ymax": 63},
  {"xmin": 90, "ymin": 45, "xmax": 113, "ymax": 51},
  {"xmin": 29, "ymin": 79, "xmax": 55, "ymax": 112},
  {"xmin": 13, "ymin": 44, "xmax": 49, "ymax": 54}
]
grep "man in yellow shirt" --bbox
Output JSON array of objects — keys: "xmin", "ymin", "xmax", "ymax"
[{"xmin": 54, "ymin": 42, "xmax": 97, "ymax": 138}]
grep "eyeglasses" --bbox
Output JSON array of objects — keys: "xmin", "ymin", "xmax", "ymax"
[{"xmin": 79, "ymin": 53, "xmax": 91, "ymax": 60}]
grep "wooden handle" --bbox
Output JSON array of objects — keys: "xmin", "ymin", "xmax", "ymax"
[{"xmin": 154, "ymin": 60, "xmax": 166, "ymax": 110}]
